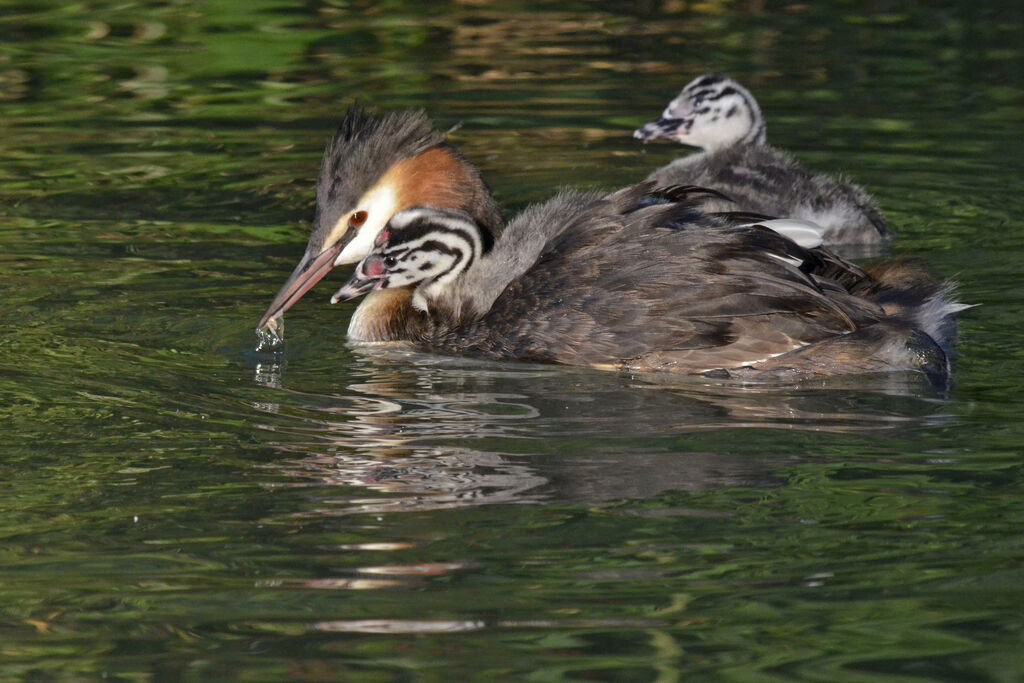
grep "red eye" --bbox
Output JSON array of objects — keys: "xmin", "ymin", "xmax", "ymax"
[{"xmin": 350, "ymin": 210, "xmax": 368, "ymax": 227}]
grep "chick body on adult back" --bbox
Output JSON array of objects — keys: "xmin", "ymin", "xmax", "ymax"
[{"xmin": 634, "ymin": 74, "xmax": 891, "ymax": 247}]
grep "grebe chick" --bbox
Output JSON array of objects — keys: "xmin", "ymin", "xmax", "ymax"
[
  {"xmin": 333, "ymin": 185, "xmax": 963, "ymax": 384},
  {"xmin": 634, "ymin": 74, "xmax": 892, "ymax": 247}
]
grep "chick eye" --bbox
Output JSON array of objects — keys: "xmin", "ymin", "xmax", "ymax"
[
  {"xmin": 350, "ymin": 210, "xmax": 368, "ymax": 227},
  {"xmin": 692, "ymin": 96, "xmax": 704, "ymax": 108},
  {"xmin": 383, "ymin": 255, "xmax": 397, "ymax": 268}
]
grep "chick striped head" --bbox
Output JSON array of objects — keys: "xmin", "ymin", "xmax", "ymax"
[
  {"xmin": 634, "ymin": 73, "xmax": 766, "ymax": 151},
  {"xmin": 331, "ymin": 208, "xmax": 486, "ymax": 308}
]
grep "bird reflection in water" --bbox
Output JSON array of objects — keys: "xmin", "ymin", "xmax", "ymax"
[{"xmin": 249, "ymin": 344, "xmax": 953, "ymax": 516}]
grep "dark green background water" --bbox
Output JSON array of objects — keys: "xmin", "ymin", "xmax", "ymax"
[{"xmin": 2, "ymin": 1, "xmax": 1023, "ymax": 679}]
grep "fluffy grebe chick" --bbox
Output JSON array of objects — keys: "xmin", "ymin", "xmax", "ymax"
[
  {"xmin": 634, "ymin": 74, "xmax": 892, "ymax": 247},
  {"xmin": 332, "ymin": 185, "xmax": 963, "ymax": 384}
]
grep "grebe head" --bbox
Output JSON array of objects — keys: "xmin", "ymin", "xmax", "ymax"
[
  {"xmin": 256, "ymin": 107, "xmax": 501, "ymax": 332},
  {"xmin": 633, "ymin": 73, "xmax": 766, "ymax": 151},
  {"xmin": 330, "ymin": 207, "xmax": 486, "ymax": 313}
]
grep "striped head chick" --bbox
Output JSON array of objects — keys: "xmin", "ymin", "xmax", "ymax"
[
  {"xmin": 634, "ymin": 73, "xmax": 766, "ymax": 151},
  {"xmin": 331, "ymin": 207, "xmax": 487, "ymax": 318},
  {"xmin": 256, "ymin": 107, "xmax": 501, "ymax": 338}
]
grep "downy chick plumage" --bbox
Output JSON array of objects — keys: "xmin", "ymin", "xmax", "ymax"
[{"xmin": 634, "ymin": 74, "xmax": 892, "ymax": 247}]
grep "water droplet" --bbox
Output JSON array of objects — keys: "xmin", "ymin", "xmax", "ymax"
[{"xmin": 255, "ymin": 316, "xmax": 284, "ymax": 351}]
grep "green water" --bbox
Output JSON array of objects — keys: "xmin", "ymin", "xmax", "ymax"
[{"xmin": 2, "ymin": 1, "xmax": 1023, "ymax": 679}]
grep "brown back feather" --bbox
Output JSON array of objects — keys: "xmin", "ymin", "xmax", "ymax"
[{"xmin": 413, "ymin": 184, "xmax": 888, "ymax": 370}]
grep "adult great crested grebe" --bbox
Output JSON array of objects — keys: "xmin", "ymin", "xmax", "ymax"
[
  {"xmin": 257, "ymin": 107, "xmax": 965, "ymax": 384},
  {"xmin": 329, "ymin": 186, "xmax": 963, "ymax": 384},
  {"xmin": 634, "ymin": 74, "xmax": 892, "ymax": 247}
]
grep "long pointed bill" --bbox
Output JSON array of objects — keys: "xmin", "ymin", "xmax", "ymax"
[{"xmin": 256, "ymin": 241, "xmax": 346, "ymax": 332}]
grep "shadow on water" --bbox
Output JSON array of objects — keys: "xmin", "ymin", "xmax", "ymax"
[{"xmin": 244, "ymin": 343, "xmax": 956, "ymax": 514}]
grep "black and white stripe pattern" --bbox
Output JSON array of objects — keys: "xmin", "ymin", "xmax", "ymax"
[
  {"xmin": 634, "ymin": 73, "xmax": 766, "ymax": 149},
  {"xmin": 679, "ymin": 74, "xmax": 765, "ymax": 146},
  {"xmin": 369, "ymin": 208, "xmax": 487, "ymax": 311}
]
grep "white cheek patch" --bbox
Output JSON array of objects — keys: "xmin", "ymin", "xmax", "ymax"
[
  {"xmin": 332, "ymin": 184, "xmax": 398, "ymax": 266},
  {"xmin": 716, "ymin": 110, "xmax": 752, "ymax": 142}
]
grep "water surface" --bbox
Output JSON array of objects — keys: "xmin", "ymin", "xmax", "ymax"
[{"xmin": 2, "ymin": 1, "xmax": 1023, "ymax": 679}]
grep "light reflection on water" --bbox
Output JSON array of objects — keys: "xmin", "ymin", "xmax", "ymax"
[{"xmin": 308, "ymin": 617, "xmax": 670, "ymax": 634}]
